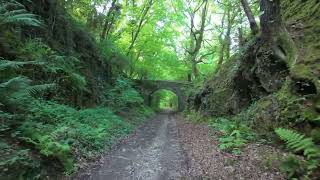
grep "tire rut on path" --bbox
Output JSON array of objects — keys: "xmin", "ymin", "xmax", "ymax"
[{"xmin": 82, "ymin": 113, "xmax": 188, "ymax": 180}]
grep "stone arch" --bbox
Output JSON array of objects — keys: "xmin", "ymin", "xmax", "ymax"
[
  {"xmin": 132, "ymin": 80, "xmax": 190, "ymax": 112},
  {"xmin": 147, "ymin": 87, "xmax": 185, "ymax": 112}
]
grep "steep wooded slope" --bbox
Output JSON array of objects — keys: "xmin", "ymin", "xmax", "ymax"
[
  {"xmin": 0, "ymin": 1, "xmax": 153, "ymax": 179},
  {"xmin": 1, "ymin": 0, "xmax": 112, "ymax": 107},
  {"xmin": 191, "ymin": 0, "xmax": 320, "ymax": 138}
]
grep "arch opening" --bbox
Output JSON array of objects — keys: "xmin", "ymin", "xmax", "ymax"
[{"xmin": 150, "ymin": 89, "xmax": 179, "ymax": 112}]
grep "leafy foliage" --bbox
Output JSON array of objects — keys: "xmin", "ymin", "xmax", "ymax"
[
  {"xmin": 185, "ymin": 109, "xmax": 208, "ymax": 123},
  {"xmin": 1, "ymin": 99, "xmax": 151, "ymax": 178},
  {"xmin": 19, "ymin": 101, "xmax": 133, "ymax": 165},
  {"xmin": 0, "ymin": 141, "xmax": 41, "ymax": 180},
  {"xmin": 0, "ymin": 75, "xmax": 54, "ymax": 109},
  {"xmin": 0, "ymin": 0, "xmax": 158, "ymax": 179},
  {"xmin": 100, "ymin": 39, "xmax": 130, "ymax": 70},
  {"xmin": 209, "ymin": 118, "xmax": 256, "ymax": 154},
  {"xmin": 279, "ymin": 154, "xmax": 308, "ymax": 179},
  {"xmin": 275, "ymin": 128, "xmax": 320, "ymax": 177},
  {"xmin": 16, "ymin": 39, "xmax": 88, "ymax": 93},
  {"xmin": 0, "ymin": 59, "xmax": 42, "ymax": 71},
  {"xmin": 0, "ymin": 0, "xmax": 42, "ymax": 27},
  {"xmin": 151, "ymin": 90, "xmax": 178, "ymax": 111},
  {"xmin": 104, "ymin": 77, "xmax": 144, "ymax": 112}
]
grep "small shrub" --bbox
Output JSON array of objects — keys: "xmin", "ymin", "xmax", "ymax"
[
  {"xmin": 209, "ymin": 117, "xmax": 256, "ymax": 154},
  {"xmin": 184, "ymin": 110, "xmax": 206, "ymax": 123},
  {"xmin": 280, "ymin": 154, "xmax": 307, "ymax": 179},
  {"xmin": 217, "ymin": 130, "xmax": 247, "ymax": 154}
]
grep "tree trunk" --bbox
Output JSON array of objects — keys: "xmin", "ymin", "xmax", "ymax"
[
  {"xmin": 260, "ymin": 0, "xmax": 282, "ymax": 39},
  {"xmin": 216, "ymin": 10, "xmax": 226, "ymax": 71},
  {"xmin": 255, "ymin": 0, "xmax": 291, "ymax": 92},
  {"xmin": 240, "ymin": 0, "xmax": 258, "ymax": 35},
  {"xmin": 100, "ymin": 0, "xmax": 118, "ymax": 41},
  {"xmin": 187, "ymin": 73, "xmax": 192, "ymax": 82},
  {"xmin": 259, "ymin": 0, "xmax": 287, "ymax": 60},
  {"xmin": 193, "ymin": 0, "xmax": 208, "ymax": 55},
  {"xmin": 217, "ymin": 41, "xmax": 225, "ymax": 70},
  {"xmin": 192, "ymin": 60, "xmax": 199, "ymax": 79},
  {"xmin": 225, "ymin": 21, "xmax": 232, "ymax": 60},
  {"xmin": 238, "ymin": 27, "xmax": 244, "ymax": 47},
  {"xmin": 187, "ymin": 0, "xmax": 209, "ymax": 80}
]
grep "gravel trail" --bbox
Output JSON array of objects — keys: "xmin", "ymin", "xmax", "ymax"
[
  {"xmin": 80, "ymin": 113, "xmax": 188, "ymax": 180},
  {"xmin": 77, "ymin": 113, "xmax": 285, "ymax": 180}
]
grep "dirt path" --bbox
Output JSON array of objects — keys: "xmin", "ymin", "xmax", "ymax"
[
  {"xmin": 175, "ymin": 116, "xmax": 285, "ymax": 179},
  {"xmin": 77, "ymin": 113, "xmax": 284, "ymax": 180},
  {"xmin": 79, "ymin": 113, "xmax": 188, "ymax": 180}
]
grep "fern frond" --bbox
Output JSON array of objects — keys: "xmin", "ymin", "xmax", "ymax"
[
  {"xmin": 275, "ymin": 128, "xmax": 318, "ymax": 155},
  {"xmin": 275, "ymin": 128, "xmax": 320, "ymax": 173},
  {"xmin": 0, "ymin": 1, "xmax": 25, "ymax": 10},
  {"xmin": 0, "ymin": 76, "xmax": 31, "ymax": 92},
  {"xmin": 67, "ymin": 73, "xmax": 87, "ymax": 91},
  {"xmin": 3, "ymin": 9, "xmax": 28, "ymax": 16},
  {"xmin": 0, "ymin": 76, "xmax": 31, "ymax": 104},
  {"xmin": 0, "ymin": 1, "xmax": 42, "ymax": 27},
  {"xmin": 0, "ymin": 77, "xmax": 55, "ymax": 106},
  {"xmin": 3, "ymin": 13, "xmax": 42, "ymax": 26},
  {"xmin": 0, "ymin": 59, "xmax": 43, "ymax": 71},
  {"xmin": 27, "ymin": 83, "xmax": 56, "ymax": 96}
]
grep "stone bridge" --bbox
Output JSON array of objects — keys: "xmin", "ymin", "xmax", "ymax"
[{"xmin": 132, "ymin": 79, "xmax": 191, "ymax": 112}]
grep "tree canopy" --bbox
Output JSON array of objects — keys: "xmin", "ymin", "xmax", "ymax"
[{"xmin": 61, "ymin": 0, "xmax": 260, "ymax": 82}]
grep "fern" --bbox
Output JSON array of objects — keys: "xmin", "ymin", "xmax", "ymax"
[
  {"xmin": 208, "ymin": 118, "xmax": 255, "ymax": 154},
  {"xmin": 275, "ymin": 128, "xmax": 320, "ymax": 158},
  {"xmin": 0, "ymin": 76, "xmax": 31, "ymax": 107},
  {"xmin": 0, "ymin": 59, "xmax": 43, "ymax": 71},
  {"xmin": 275, "ymin": 128, "xmax": 320, "ymax": 175},
  {"xmin": 67, "ymin": 72, "xmax": 87, "ymax": 92},
  {"xmin": 0, "ymin": 76, "xmax": 31, "ymax": 92},
  {"xmin": 0, "ymin": 77, "xmax": 55, "ymax": 106},
  {"xmin": 43, "ymin": 54, "xmax": 88, "ymax": 92},
  {"xmin": 27, "ymin": 83, "xmax": 56, "ymax": 96},
  {"xmin": 0, "ymin": 0, "xmax": 42, "ymax": 27}
]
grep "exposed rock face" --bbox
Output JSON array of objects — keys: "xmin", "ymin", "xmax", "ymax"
[
  {"xmin": 191, "ymin": 0, "xmax": 320, "ymax": 136},
  {"xmin": 192, "ymin": 36, "xmax": 291, "ymax": 116}
]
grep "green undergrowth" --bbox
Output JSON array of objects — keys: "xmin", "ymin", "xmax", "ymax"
[
  {"xmin": 1, "ymin": 100, "xmax": 153, "ymax": 179},
  {"xmin": 0, "ymin": 72, "xmax": 153, "ymax": 179},
  {"xmin": 184, "ymin": 110, "xmax": 256, "ymax": 154},
  {"xmin": 208, "ymin": 117, "xmax": 256, "ymax": 154},
  {"xmin": 275, "ymin": 128, "xmax": 320, "ymax": 179},
  {"xmin": 185, "ymin": 0, "xmax": 320, "ymax": 178},
  {"xmin": 0, "ymin": 3, "xmax": 154, "ymax": 178}
]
